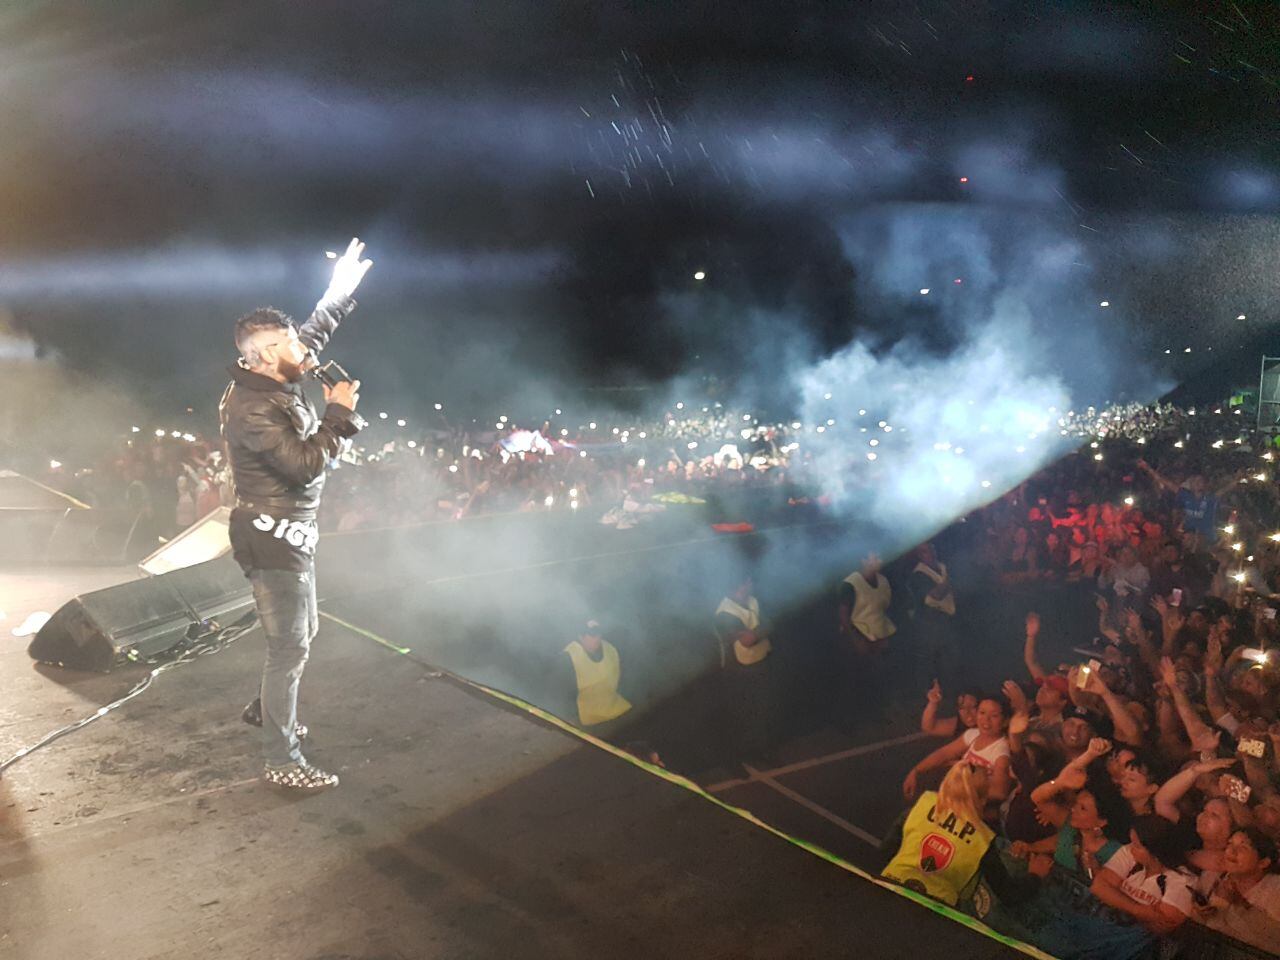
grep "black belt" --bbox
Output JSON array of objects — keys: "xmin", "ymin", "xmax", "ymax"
[{"xmin": 236, "ymin": 500, "xmax": 316, "ymax": 516}]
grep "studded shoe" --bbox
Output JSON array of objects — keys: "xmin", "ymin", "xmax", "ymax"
[
  {"xmin": 262, "ymin": 762, "xmax": 339, "ymax": 790},
  {"xmin": 241, "ymin": 697, "xmax": 308, "ymax": 740}
]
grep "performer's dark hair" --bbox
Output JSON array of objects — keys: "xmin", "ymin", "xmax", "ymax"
[{"xmin": 234, "ymin": 307, "xmax": 294, "ymax": 365}]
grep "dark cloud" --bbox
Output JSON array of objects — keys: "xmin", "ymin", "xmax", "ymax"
[{"xmin": 1, "ymin": 0, "xmax": 1276, "ymax": 420}]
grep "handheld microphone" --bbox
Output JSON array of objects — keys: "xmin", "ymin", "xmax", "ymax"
[{"xmin": 308, "ymin": 356, "xmax": 368, "ymax": 430}]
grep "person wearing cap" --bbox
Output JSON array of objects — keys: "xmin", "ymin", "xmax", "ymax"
[
  {"xmin": 1029, "ymin": 673, "xmax": 1072, "ymax": 742},
  {"xmin": 1021, "ymin": 612, "xmax": 1067, "ymax": 737},
  {"xmin": 563, "ymin": 621, "xmax": 632, "ymax": 732}
]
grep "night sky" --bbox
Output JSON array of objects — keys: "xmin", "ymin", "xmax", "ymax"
[{"xmin": 4, "ymin": 1, "xmax": 1280, "ymax": 421}]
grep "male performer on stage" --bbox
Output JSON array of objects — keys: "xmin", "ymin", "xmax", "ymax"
[{"xmin": 219, "ymin": 238, "xmax": 372, "ymax": 790}]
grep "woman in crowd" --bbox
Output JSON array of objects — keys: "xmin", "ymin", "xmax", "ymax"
[
  {"xmin": 902, "ymin": 696, "xmax": 1011, "ymax": 805},
  {"xmin": 1192, "ymin": 827, "xmax": 1280, "ymax": 952},
  {"xmin": 918, "ymin": 680, "xmax": 980, "ymax": 739},
  {"xmin": 883, "ymin": 762, "xmax": 1039, "ymax": 909},
  {"xmin": 1034, "ymin": 814, "xmax": 1195, "ymax": 959}
]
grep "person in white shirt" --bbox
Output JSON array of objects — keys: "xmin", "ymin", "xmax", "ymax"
[
  {"xmin": 1191, "ymin": 828, "xmax": 1280, "ymax": 953},
  {"xmin": 1102, "ymin": 545, "xmax": 1150, "ymax": 605},
  {"xmin": 1034, "ymin": 813, "xmax": 1194, "ymax": 960},
  {"xmin": 902, "ymin": 697, "xmax": 1012, "ymax": 804}
]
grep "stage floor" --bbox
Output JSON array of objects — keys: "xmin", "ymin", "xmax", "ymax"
[{"xmin": 0, "ymin": 567, "xmax": 1026, "ymax": 960}]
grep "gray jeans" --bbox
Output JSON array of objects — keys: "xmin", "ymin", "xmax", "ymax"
[{"xmin": 249, "ymin": 566, "xmax": 318, "ymax": 768}]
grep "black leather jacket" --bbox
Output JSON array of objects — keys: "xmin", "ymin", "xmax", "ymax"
[{"xmin": 218, "ymin": 296, "xmax": 362, "ymax": 521}]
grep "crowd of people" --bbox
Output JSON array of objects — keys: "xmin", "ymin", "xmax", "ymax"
[
  {"xmin": 29, "ymin": 393, "xmax": 1280, "ymax": 956},
  {"xmin": 35, "ymin": 404, "xmax": 805, "ymax": 552},
  {"xmin": 873, "ymin": 416, "xmax": 1280, "ymax": 958},
  {"xmin": 548, "ymin": 398, "xmax": 1280, "ymax": 958}
]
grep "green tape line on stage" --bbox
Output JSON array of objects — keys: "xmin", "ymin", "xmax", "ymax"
[
  {"xmin": 322, "ymin": 610, "xmax": 1055, "ymax": 960},
  {"xmin": 320, "ymin": 611, "xmax": 412, "ymax": 654}
]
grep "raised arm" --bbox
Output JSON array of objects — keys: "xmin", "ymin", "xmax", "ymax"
[
  {"xmin": 920, "ymin": 680, "xmax": 959, "ymax": 738},
  {"xmin": 296, "ymin": 238, "xmax": 373, "ymax": 355},
  {"xmin": 1155, "ymin": 758, "xmax": 1235, "ymax": 822},
  {"xmin": 1023, "ymin": 611, "xmax": 1046, "ymax": 680},
  {"xmin": 1214, "ymin": 470, "xmax": 1246, "ymax": 500},
  {"xmin": 1083, "ymin": 670, "xmax": 1143, "ymax": 747},
  {"xmin": 1030, "ymin": 738, "xmax": 1109, "ymax": 806},
  {"xmin": 902, "ymin": 735, "xmax": 969, "ymax": 800},
  {"xmin": 1137, "ymin": 458, "xmax": 1178, "ymax": 495},
  {"xmin": 1159, "ymin": 656, "xmax": 1213, "ymax": 749},
  {"xmin": 1203, "ymin": 652, "xmax": 1230, "ymax": 728}
]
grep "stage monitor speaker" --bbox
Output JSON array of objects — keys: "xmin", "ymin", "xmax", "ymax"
[
  {"xmin": 28, "ymin": 554, "xmax": 254, "ymax": 672},
  {"xmin": 139, "ymin": 506, "xmax": 232, "ymax": 575}
]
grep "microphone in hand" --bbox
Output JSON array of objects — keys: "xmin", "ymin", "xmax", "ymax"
[{"xmin": 324, "ymin": 378, "xmax": 360, "ymax": 411}]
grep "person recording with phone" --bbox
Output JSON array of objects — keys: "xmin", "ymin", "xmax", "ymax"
[{"xmin": 219, "ymin": 238, "xmax": 373, "ymax": 791}]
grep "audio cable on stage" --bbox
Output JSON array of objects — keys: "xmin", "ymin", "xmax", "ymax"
[{"xmin": 0, "ymin": 614, "xmax": 259, "ymax": 776}]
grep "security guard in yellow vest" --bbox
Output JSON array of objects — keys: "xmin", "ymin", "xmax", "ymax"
[
  {"xmin": 882, "ymin": 790, "xmax": 995, "ymax": 905},
  {"xmin": 882, "ymin": 762, "xmax": 997, "ymax": 906},
  {"xmin": 564, "ymin": 620, "xmax": 632, "ymax": 728}
]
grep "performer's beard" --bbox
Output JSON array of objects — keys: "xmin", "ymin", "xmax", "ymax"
[{"xmin": 278, "ymin": 356, "xmax": 307, "ymax": 383}]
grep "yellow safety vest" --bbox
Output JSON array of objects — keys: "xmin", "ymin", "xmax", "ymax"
[
  {"xmin": 843, "ymin": 571, "xmax": 896, "ymax": 640},
  {"xmin": 564, "ymin": 640, "xmax": 632, "ymax": 726},
  {"xmin": 716, "ymin": 595, "xmax": 772, "ymax": 666},
  {"xmin": 881, "ymin": 791, "xmax": 994, "ymax": 906}
]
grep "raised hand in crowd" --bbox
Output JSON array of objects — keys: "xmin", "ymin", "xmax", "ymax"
[
  {"xmin": 926, "ymin": 679, "xmax": 943, "ymax": 706},
  {"xmin": 1001, "ymin": 679, "xmax": 1030, "ymax": 717}
]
